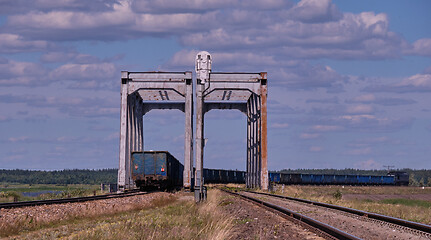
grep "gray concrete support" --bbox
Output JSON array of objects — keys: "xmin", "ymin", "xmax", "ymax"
[
  {"xmin": 184, "ymin": 79, "xmax": 193, "ymax": 189},
  {"xmin": 118, "ymin": 74, "xmax": 129, "ymax": 191},
  {"xmin": 194, "ymin": 82, "xmax": 205, "ymax": 200}
]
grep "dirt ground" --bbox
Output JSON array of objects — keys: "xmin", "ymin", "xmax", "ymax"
[
  {"xmin": 218, "ymin": 191, "xmax": 324, "ymax": 240},
  {"xmin": 342, "ymin": 193, "xmax": 431, "ymax": 201}
]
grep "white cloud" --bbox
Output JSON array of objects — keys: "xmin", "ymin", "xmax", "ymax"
[
  {"xmin": 345, "ymin": 105, "xmax": 374, "ymax": 114},
  {"xmin": 337, "ymin": 114, "xmax": 413, "ymax": 131},
  {"xmin": 405, "ymin": 38, "xmax": 431, "ymax": 57},
  {"xmin": 0, "ymin": 0, "xmax": 117, "ymax": 14},
  {"xmin": 0, "ymin": 59, "xmax": 48, "ymax": 86},
  {"xmin": 287, "ymin": 0, "xmax": 342, "ymax": 23},
  {"xmin": 354, "ymin": 158, "xmax": 381, "ymax": 169},
  {"xmin": 0, "ymin": 33, "xmax": 50, "ymax": 53},
  {"xmin": 347, "ymin": 94, "xmax": 416, "ymax": 106},
  {"xmin": 0, "ymin": 94, "xmax": 118, "ymax": 118},
  {"xmin": 309, "ymin": 146, "xmax": 323, "ymax": 152},
  {"xmin": 4, "ymin": 0, "xmax": 409, "ymax": 61},
  {"xmin": 365, "ymin": 74, "xmax": 431, "ymax": 93},
  {"xmin": 351, "ymin": 94, "xmax": 376, "ymax": 102},
  {"xmin": 300, "ymin": 133, "xmax": 320, "ymax": 139},
  {"xmin": 346, "ymin": 147, "xmax": 372, "ymax": 156},
  {"xmin": 348, "ymin": 136, "xmax": 401, "ymax": 148},
  {"xmin": 9, "ymin": 2, "xmax": 133, "ymax": 30},
  {"xmin": 397, "ymin": 74, "xmax": 431, "ymax": 88},
  {"xmin": 131, "ymin": 0, "xmax": 289, "ymax": 13},
  {"xmin": 275, "ymin": 62, "xmax": 345, "ymax": 90},
  {"xmin": 272, "ymin": 123, "xmax": 289, "ymax": 129},
  {"xmin": 310, "ymin": 125, "xmax": 342, "ymax": 132},
  {"xmin": 8, "ymin": 136, "xmax": 31, "ymax": 143},
  {"xmin": 50, "ymin": 62, "xmax": 116, "ymax": 80}
]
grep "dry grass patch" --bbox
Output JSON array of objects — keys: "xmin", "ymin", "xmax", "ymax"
[
  {"xmin": 269, "ymin": 184, "xmax": 431, "ymax": 224},
  {"xmin": 9, "ymin": 190, "xmax": 233, "ymax": 240},
  {"xmin": 0, "ymin": 193, "xmax": 172, "ymax": 238}
]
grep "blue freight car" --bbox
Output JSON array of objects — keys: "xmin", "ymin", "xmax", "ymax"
[
  {"xmin": 269, "ymin": 172, "xmax": 281, "ymax": 183},
  {"xmin": 269, "ymin": 172, "xmax": 404, "ymax": 186},
  {"xmin": 131, "ymin": 151, "xmax": 183, "ymax": 190},
  {"xmin": 130, "ymin": 151, "xmax": 406, "ymax": 189},
  {"xmin": 382, "ymin": 176, "xmax": 395, "ymax": 185}
]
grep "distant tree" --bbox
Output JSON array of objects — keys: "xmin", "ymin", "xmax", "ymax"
[
  {"xmin": 419, "ymin": 178, "xmax": 425, "ymax": 187},
  {"xmin": 409, "ymin": 173, "xmax": 419, "ymax": 186}
]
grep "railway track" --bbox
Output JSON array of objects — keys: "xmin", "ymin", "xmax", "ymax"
[
  {"xmin": 0, "ymin": 190, "xmax": 148, "ymax": 209},
  {"xmin": 221, "ymin": 188, "xmax": 431, "ymax": 240}
]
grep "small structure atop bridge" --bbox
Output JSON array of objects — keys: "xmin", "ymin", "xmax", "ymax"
[{"xmin": 118, "ymin": 51, "xmax": 268, "ymax": 201}]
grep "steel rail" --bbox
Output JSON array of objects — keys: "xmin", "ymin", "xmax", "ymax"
[
  {"xmin": 0, "ymin": 191, "xmax": 147, "ymax": 209},
  {"xmin": 245, "ymin": 190, "xmax": 431, "ymax": 234},
  {"xmin": 221, "ymin": 188, "xmax": 360, "ymax": 240}
]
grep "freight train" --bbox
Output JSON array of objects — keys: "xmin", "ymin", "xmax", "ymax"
[
  {"xmin": 131, "ymin": 151, "xmax": 409, "ymax": 189},
  {"xmin": 131, "ymin": 151, "xmax": 245, "ymax": 189},
  {"xmin": 269, "ymin": 172, "xmax": 409, "ymax": 186},
  {"xmin": 131, "ymin": 151, "xmax": 183, "ymax": 189}
]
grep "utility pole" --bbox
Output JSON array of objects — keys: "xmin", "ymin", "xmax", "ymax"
[{"xmin": 383, "ymin": 165, "xmax": 395, "ymax": 173}]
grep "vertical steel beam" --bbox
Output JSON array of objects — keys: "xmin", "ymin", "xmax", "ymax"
[
  {"xmin": 256, "ymin": 95, "xmax": 262, "ymax": 188},
  {"xmin": 253, "ymin": 94, "xmax": 258, "ymax": 188},
  {"xmin": 118, "ymin": 72, "xmax": 129, "ymax": 191},
  {"xmin": 246, "ymin": 99, "xmax": 251, "ymax": 188},
  {"xmin": 251, "ymin": 96, "xmax": 255, "ymax": 188},
  {"xmin": 184, "ymin": 77, "xmax": 193, "ymax": 189},
  {"xmin": 260, "ymin": 81, "xmax": 268, "ymax": 190}
]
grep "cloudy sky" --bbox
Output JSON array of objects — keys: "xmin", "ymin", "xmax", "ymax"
[{"xmin": 0, "ymin": 0, "xmax": 430, "ymax": 171}]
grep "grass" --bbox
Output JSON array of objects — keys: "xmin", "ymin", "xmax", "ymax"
[
  {"xmin": 4, "ymin": 190, "xmax": 234, "ymax": 240},
  {"xmin": 268, "ymin": 184, "xmax": 431, "ymax": 224},
  {"xmin": 380, "ymin": 198, "xmax": 431, "ymax": 208},
  {"xmin": 0, "ymin": 184, "xmax": 101, "ymax": 202}
]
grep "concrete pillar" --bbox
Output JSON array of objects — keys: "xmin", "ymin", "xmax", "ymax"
[
  {"xmin": 118, "ymin": 73, "xmax": 129, "ymax": 191},
  {"xmin": 126, "ymin": 97, "xmax": 133, "ymax": 187},
  {"xmin": 184, "ymin": 78, "xmax": 193, "ymax": 189},
  {"xmin": 195, "ymin": 82, "xmax": 205, "ymax": 201}
]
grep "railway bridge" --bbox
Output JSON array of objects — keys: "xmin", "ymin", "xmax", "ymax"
[{"xmin": 118, "ymin": 51, "xmax": 268, "ymax": 201}]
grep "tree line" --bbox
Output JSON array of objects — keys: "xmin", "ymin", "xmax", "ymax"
[
  {"xmin": 1, "ymin": 168, "xmax": 431, "ymax": 186},
  {"xmin": 0, "ymin": 169, "xmax": 117, "ymax": 185}
]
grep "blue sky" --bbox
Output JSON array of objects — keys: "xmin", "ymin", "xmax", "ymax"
[{"xmin": 0, "ymin": 0, "xmax": 430, "ymax": 171}]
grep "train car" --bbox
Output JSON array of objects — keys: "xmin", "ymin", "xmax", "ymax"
[
  {"xmin": 299, "ymin": 174, "xmax": 311, "ymax": 184},
  {"xmin": 382, "ymin": 175, "xmax": 395, "ymax": 185},
  {"xmin": 269, "ymin": 172, "xmax": 281, "ymax": 183},
  {"xmin": 270, "ymin": 172, "xmax": 407, "ymax": 186},
  {"xmin": 323, "ymin": 174, "xmax": 335, "ymax": 184},
  {"xmin": 203, "ymin": 169, "xmax": 245, "ymax": 184},
  {"xmin": 358, "ymin": 175, "xmax": 370, "ymax": 185},
  {"xmin": 335, "ymin": 175, "xmax": 347, "ymax": 184},
  {"xmin": 131, "ymin": 151, "xmax": 183, "ymax": 190},
  {"xmin": 130, "ymin": 150, "xmax": 409, "ymax": 189}
]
